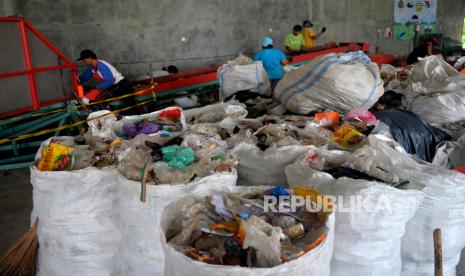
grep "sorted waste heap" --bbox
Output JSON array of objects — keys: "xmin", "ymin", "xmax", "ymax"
[{"xmin": 29, "ymin": 53, "xmax": 465, "ymax": 276}]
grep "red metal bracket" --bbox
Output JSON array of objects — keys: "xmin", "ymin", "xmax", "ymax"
[{"xmin": 0, "ymin": 17, "xmax": 78, "ymax": 118}]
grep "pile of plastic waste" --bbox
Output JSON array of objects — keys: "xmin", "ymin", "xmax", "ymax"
[{"xmin": 164, "ymin": 186, "xmax": 331, "ymax": 267}]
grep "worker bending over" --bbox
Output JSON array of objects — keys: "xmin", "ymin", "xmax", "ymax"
[
  {"xmin": 254, "ymin": 37, "xmax": 292, "ymax": 92},
  {"xmin": 285, "ymin": 25, "xmax": 305, "ymax": 55},
  {"xmin": 407, "ymin": 37, "xmax": 439, "ymax": 65},
  {"xmin": 302, "ymin": 20, "xmax": 326, "ymax": 49},
  {"xmin": 77, "ymin": 49, "xmax": 136, "ymax": 111}
]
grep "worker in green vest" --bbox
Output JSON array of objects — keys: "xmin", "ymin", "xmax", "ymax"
[{"xmin": 284, "ymin": 25, "xmax": 305, "ymax": 55}]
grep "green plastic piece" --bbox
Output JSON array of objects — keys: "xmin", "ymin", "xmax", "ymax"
[{"xmin": 162, "ymin": 145, "xmax": 195, "ymax": 168}]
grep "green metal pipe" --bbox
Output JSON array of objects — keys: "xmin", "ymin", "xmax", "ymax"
[{"xmin": 0, "ymin": 154, "xmax": 36, "ymax": 165}]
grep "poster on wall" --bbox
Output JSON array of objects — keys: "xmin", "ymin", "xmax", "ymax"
[{"xmin": 393, "ymin": 0, "xmax": 437, "ymax": 40}]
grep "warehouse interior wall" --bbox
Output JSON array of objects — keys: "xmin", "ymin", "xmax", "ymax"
[
  {"xmin": 309, "ymin": 0, "xmax": 465, "ymax": 57},
  {"xmin": 12, "ymin": 0, "xmax": 310, "ymax": 79},
  {"xmin": 2, "ymin": 0, "xmax": 464, "ymax": 79}
]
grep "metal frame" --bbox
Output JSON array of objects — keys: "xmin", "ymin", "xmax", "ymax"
[{"xmin": 0, "ymin": 17, "xmax": 78, "ymax": 119}]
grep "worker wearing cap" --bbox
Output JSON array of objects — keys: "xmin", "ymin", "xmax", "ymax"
[
  {"xmin": 77, "ymin": 49, "xmax": 135, "ymax": 108},
  {"xmin": 254, "ymin": 37, "xmax": 292, "ymax": 92},
  {"xmin": 284, "ymin": 25, "xmax": 305, "ymax": 55},
  {"xmin": 302, "ymin": 20, "xmax": 326, "ymax": 49}
]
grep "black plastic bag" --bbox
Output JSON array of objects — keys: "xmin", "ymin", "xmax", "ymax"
[{"xmin": 373, "ymin": 109, "xmax": 451, "ymax": 162}]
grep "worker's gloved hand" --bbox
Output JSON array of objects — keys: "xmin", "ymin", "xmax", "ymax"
[{"xmin": 322, "ymin": 27, "xmax": 327, "ymax": 33}]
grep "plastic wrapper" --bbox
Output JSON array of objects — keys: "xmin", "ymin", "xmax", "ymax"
[
  {"xmin": 118, "ymin": 146, "xmax": 153, "ymax": 181},
  {"xmin": 87, "ymin": 110, "xmax": 117, "ymax": 139},
  {"xmin": 331, "ymin": 124, "xmax": 366, "ymax": 149}
]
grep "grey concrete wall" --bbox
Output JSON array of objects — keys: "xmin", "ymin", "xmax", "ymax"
[
  {"xmin": 0, "ymin": 0, "xmax": 17, "ymax": 16},
  {"xmin": 309, "ymin": 0, "xmax": 465, "ymax": 57},
  {"xmin": 12, "ymin": 0, "xmax": 465, "ymax": 79},
  {"xmin": 437, "ymin": 0, "xmax": 465, "ymax": 41},
  {"xmin": 16, "ymin": 0, "xmax": 310, "ymax": 79}
]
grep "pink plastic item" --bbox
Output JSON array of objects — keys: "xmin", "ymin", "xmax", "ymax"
[{"xmin": 345, "ymin": 108, "xmax": 377, "ymax": 123}]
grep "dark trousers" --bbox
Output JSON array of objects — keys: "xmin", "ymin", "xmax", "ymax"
[
  {"xmin": 270, "ymin": 78, "xmax": 281, "ymax": 94},
  {"xmin": 99, "ymin": 78, "xmax": 137, "ymax": 114}
]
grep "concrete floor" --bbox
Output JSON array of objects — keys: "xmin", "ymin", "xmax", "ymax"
[{"xmin": 1, "ymin": 168, "xmax": 465, "ymax": 275}]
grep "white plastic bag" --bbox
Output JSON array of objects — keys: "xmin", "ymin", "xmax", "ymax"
[
  {"xmin": 404, "ymin": 56, "xmax": 465, "ymax": 124},
  {"xmin": 218, "ymin": 55, "xmax": 271, "ymax": 100},
  {"xmin": 184, "ymin": 102, "xmax": 248, "ymax": 134},
  {"xmin": 286, "ymin": 164, "xmax": 423, "ymax": 276},
  {"xmin": 160, "ymin": 186, "xmax": 335, "ymax": 276},
  {"xmin": 230, "ymin": 143, "xmax": 310, "ymax": 186},
  {"xmin": 116, "ymin": 170, "xmax": 237, "ymax": 276},
  {"xmin": 87, "ymin": 110, "xmax": 118, "ymax": 139},
  {"xmin": 432, "ymin": 141, "xmax": 465, "ymax": 169},
  {"xmin": 274, "ymin": 51, "xmax": 384, "ymax": 114},
  {"xmin": 31, "ymin": 166, "xmax": 120, "ymax": 276},
  {"xmin": 370, "ymin": 136, "xmax": 465, "ymax": 276}
]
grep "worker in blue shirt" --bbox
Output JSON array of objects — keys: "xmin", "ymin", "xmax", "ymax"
[
  {"xmin": 78, "ymin": 49, "xmax": 136, "ymax": 113},
  {"xmin": 253, "ymin": 37, "xmax": 292, "ymax": 93}
]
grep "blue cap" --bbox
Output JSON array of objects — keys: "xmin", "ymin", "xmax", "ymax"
[{"xmin": 262, "ymin": 37, "xmax": 273, "ymax": 47}]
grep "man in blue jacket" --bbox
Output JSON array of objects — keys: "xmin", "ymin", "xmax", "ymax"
[
  {"xmin": 78, "ymin": 50, "xmax": 136, "ymax": 111},
  {"xmin": 253, "ymin": 37, "xmax": 292, "ymax": 93}
]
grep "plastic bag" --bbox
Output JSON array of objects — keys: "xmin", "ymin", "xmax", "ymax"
[
  {"xmin": 242, "ymin": 215, "xmax": 282, "ymax": 267},
  {"xmin": 118, "ymin": 146, "xmax": 153, "ymax": 181},
  {"xmin": 373, "ymin": 109, "xmax": 451, "ymax": 162},
  {"xmin": 230, "ymin": 143, "xmax": 310, "ymax": 187},
  {"xmin": 116, "ymin": 170, "xmax": 237, "ymax": 276},
  {"xmin": 274, "ymin": 51, "xmax": 384, "ymax": 114},
  {"xmin": 31, "ymin": 166, "xmax": 120, "ymax": 276},
  {"xmin": 285, "ymin": 164, "xmax": 423, "ymax": 276},
  {"xmin": 184, "ymin": 102, "xmax": 248, "ymax": 134},
  {"xmin": 369, "ymin": 136, "xmax": 465, "ymax": 276},
  {"xmin": 315, "ymin": 112, "xmax": 340, "ymax": 127},
  {"xmin": 218, "ymin": 54, "xmax": 271, "ymax": 100},
  {"xmin": 112, "ymin": 107, "xmax": 187, "ymax": 146},
  {"xmin": 87, "ymin": 110, "xmax": 117, "ymax": 139},
  {"xmin": 345, "ymin": 107, "xmax": 377, "ymax": 123},
  {"xmin": 162, "ymin": 145, "xmax": 196, "ymax": 168}
]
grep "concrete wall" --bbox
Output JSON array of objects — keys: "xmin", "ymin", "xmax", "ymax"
[
  {"xmin": 15, "ymin": 0, "xmax": 310, "ymax": 79},
  {"xmin": 309, "ymin": 0, "xmax": 465, "ymax": 57},
  {"xmin": 0, "ymin": 0, "xmax": 17, "ymax": 16},
  {"xmin": 7, "ymin": 0, "xmax": 465, "ymax": 79}
]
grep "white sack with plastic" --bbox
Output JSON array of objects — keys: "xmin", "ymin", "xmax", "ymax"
[
  {"xmin": 285, "ymin": 163, "xmax": 423, "ymax": 276},
  {"xmin": 160, "ymin": 186, "xmax": 335, "ymax": 276},
  {"xmin": 112, "ymin": 107, "xmax": 187, "ymax": 147},
  {"xmin": 274, "ymin": 51, "xmax": 384, "ymax": 114},
  {"xmin": 31, "ymin": 165, "xmax": 120, "ymax": 276},
  {"xmin": 184, "ymin": 101, "xmax": 248, "ymax": 134},
  {"xmin": 404, "ymin": 56, "xmax": 465, "ymax": 124},
  {"xmin": 218, "ymin": 54, "xmax": 271, "ymax": 100},
  {"xmin": 116, "ymin": 170, "xmax": 237, "ymax": 276},
  {"xmin": 230, "ymin": 142, "xmax": 309, "ymax": 186},
  {"xmin": 370, "ymin": 136, "xmax": 465, "ymax": 276}
]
